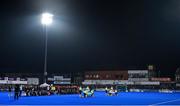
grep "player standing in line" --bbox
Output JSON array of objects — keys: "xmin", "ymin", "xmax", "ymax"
[
  {"xmin": 14, "ymin": 84, "xmax": 20, "ymax": 100},
  {"xmin": 79, "ymin": 86, "xmax": 82, "ymax": 97},
  {"xmin": 8, "ymin": 85, "xmax": 12, "ymax": 99}
]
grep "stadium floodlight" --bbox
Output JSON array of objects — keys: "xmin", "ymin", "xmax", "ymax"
[
  {"xmin": 41, "ymin": 12, "xmax": 53, "ymax": 84},
  {"xmin": 41, "ymin": 13, "xmax": 53, "ymax": 25}
]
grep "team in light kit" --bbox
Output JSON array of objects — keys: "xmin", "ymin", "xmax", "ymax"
[{"xmin": 79, "ymin": 86, "xmax": 118, "ymax": 98}]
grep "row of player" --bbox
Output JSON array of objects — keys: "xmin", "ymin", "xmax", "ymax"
[{"xmin": 79, "ymin": 86, "xmax": 118, "ymax": 98}]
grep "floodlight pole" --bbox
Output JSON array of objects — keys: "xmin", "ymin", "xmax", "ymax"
[
  {"xmin": 43, "ymin": 24, "xmax": 48, "ymax": 83},
  {"xmin": 41, "ymin": 12, "xmax": 53, "ymax": 84}
]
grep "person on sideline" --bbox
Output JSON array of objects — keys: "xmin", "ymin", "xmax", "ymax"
[
  {"xmin": 19, "ymin": 85, "xmax": 23, "ymax": 97},
  {"xmin": 14, "ymin": 85, "xmax": 20, "ymax": 100},
  {"xmin": 8, "ymin": 85, "xmax": 12, "ymax": 99},
  {"xmin": 79, "ymin": 86, "xmax": 82, "ymax": 97}
]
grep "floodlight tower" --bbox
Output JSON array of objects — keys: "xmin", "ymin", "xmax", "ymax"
[{"xmin": 41, "ymin": 13, "xmax": 53, "ymax": 83}]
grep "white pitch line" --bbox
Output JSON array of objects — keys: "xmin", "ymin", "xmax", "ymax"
[{"xmin": 151, "ymin": 98, "xmax": 180, "ymax": 105}]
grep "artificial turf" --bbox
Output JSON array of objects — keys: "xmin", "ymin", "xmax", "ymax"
[{"xmin": 1, "ymin": 91, "xmax": 180, "ymax": 105}]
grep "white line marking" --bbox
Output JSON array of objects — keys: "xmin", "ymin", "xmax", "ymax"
[{"xmin": 151, "ymin": 98, "xmax": 180, "ymax": 105}]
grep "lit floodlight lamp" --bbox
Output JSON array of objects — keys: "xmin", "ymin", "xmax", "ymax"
[{"xmin": 41, "ymin": 13, "xmax": 53, "ymax": 25}]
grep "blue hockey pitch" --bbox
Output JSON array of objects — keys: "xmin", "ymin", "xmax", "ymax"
[{"xmin": 1, "ymin": 91, "xmax": 180, "ymax": 105}]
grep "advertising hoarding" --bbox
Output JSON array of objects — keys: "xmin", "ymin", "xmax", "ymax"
[
  {"xmin": 27, "ymin": 78, "xmax": 39, "ymax": 85},
  {"xmin": 151, "ymin": 78, "xmax": 171, "ymax": 82}
]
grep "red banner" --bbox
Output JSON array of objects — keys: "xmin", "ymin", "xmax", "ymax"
[{"xmin": 151, "ymin": 78, "xmax": 171, "ymax": 82}]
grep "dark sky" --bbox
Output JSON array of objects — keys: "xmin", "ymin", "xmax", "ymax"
[{"xmin": 0, "ymin": 0, "xmax": 180, "ymax": 77}]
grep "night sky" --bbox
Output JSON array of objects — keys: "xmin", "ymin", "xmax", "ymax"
[{"xmin": 0, "ymin": 0, "xmax": 180, "ymax": 77}]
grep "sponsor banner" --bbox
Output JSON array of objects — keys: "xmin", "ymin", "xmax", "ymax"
[
  {"xmin": 62, "ymin": 78, "xmax": 71, "ymax": 81},
  {"xmin": 96, "ymin": 80, "xmax": 114, "ymax": 85},
  {"xmin": 82, "ymin": 80, "xmax": 134, "ymax": 85},
  {"xmin": 0, "ymin": 78, "xmax": 28, "ymax": 84},
  {"xmin": 54, "ymin": 76, "xmax": 63, "ymax": 80},
  {"xmin": 54, "ymin": 81, "xmax": 71, "ymax": 84},
  {"xmin": 128, "ymin": 70, "xmax": 148, "ymax": 74},
  {"xmin": 134, "ymin": 81, "xmax": 160, "ymax": 85},
  {"xmin": 8, "ymin": 80, "xmax": 27, "ymax": 84},
  {"xmin": 114, "ymin": 80, "xmax": 134, "ymax": 85},
  {"xmin": 151, "ymin": 77, "xmax": 171, "ymax": 82},
  {"xmin": 82, "ymin": 81, "xmax": 95, "ymax": 85},
  {"xmin": 128, "ymin": 78, "xmax": 149, "ymax": 81},
  {"xmin": 0, "ymin": 80, "xmax": 8, "ymax": 84},
  {"xmin": 27, "ymin": 78, "xmax": 39, "ymax": 85},
  {"xmin": 84, "ymin": 80, "xmax": 114, "ymax": 85}
]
